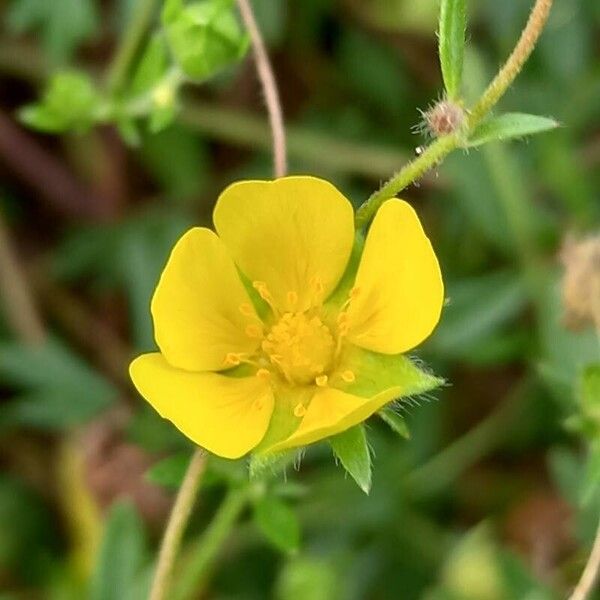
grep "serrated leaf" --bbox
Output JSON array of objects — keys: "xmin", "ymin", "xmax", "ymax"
[
  {"xmin": 254, "ymin": 495, "xmax": 300, "ymax": 553},
  {"xmin": 438, "ymin": 0, "xmax": 467, "ymax": 99},
  {"xmin": 145, "ymin": 452, "xmax": 191, "ymax": 489},
  {"xmin": 378, "ymin": 407, "xmax": 410, "ymax": 439},
  {"xmin": 89, "ymin": 502, "xmax": 147, "ymax": 600},
  {"xmin": 329, "ymin": 425, "xmax": 372, "ymax": 494},
  {"xmin": 468, "ymin": 113, "xmax": 559, "ymax": 148}
]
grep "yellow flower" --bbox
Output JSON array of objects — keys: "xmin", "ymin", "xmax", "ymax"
[{"xmin": 130, "ymin": 176, "xmax": 444, "ymax": 459}]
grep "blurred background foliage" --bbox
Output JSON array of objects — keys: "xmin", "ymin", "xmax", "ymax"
[{"xmin": 0, "ymin": 0, "xmax": 599, "ymax": 598}]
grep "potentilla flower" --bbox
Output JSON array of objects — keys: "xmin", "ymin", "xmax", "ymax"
[{"xmin": 130, "ymin": 176, "xmax": 444, "ymax": 459}]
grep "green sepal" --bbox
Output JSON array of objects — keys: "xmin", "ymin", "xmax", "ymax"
[
  {"xmin": 340, "ymin": 346, "xmax": 445, "ymax": 402},
  {"xmin": 379, "ymin": 407, "xmax": 411, "ymax": 439},
  {"xmin": 467, "ymin": 113, "xmax": 559, "ymax": 148},
  {"xmin": 162, "ymin": 0, "xmax": 249, "ymax": 81},
  {"xmin": 249, "ymin": 449, "xmax": 298, "ymax": 480},
  {"xmin": 329, "ymin": 424, "xmax": 372, "ymax": 494}
]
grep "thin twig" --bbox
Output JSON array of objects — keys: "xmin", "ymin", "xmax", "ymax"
[
  {"xmin": 236, "ymin": 0, "xmax": 287, "ymax": 178},
  {"xmin": 0, "ymin": 210, "xmax": 45, "ymax": 345},
  {"xmin": 354, "ymin": 0, "xmax": 554, "ymax": 229},
  {"xmin": 149, "ymin": 449, "xmax": 207, "ymax": 600},
  {"xmin": 568, "ymin": 516, "xmax": 600, "ymax": 600}
]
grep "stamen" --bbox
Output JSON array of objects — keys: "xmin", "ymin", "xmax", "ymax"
[
  {"xmin": 315, "ymin": 374, "xmax": 328, "ymax": 387},
  {"xmin": 252, "ymin": 280, "xmax": 279, "ymax": 314},
  {"xmin": 256, "ymin": 368, "xmax": 271, "ymax": 380},
  {"xmin": 287, "ymin": 290, "xmax": 298, "ymax": 307},
  {"xmin": 294, "ymin": 403, "xmax": 307, "ymax": 417},
  {"xmin": 341, "ymin": 370, "xmax": 356, "ymax": 383},
  {"xmin": 224, "ymin": 352, "xmax": 242, "ymax": 367},
  {"xmin": 245, "ymin": 324, "xmax": 263, "ymax": 338},
  {"xmin": 239, "ymin": 302, "xmax": 255, "ymax": 317}
]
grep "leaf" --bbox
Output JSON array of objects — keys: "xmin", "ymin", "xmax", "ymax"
[
  {"xmin": 329, "ymin": 425, "xmax": 372, "ymax": 494},
  {"xmin": 19, "ymin": 71, "xmax": 100, "ymax": 133},
  {"xmin": 0, "ymin": 338, "xmax": 117, "ymax": 431},
  {"xmin": 378, "ymin": 407, "xmax": 410, "ymax": 439},
  {"xmin": 89, "ymin": 502, "xmax": 147, "ymax": 600},
  {"xmin": 145, "ymin": 452, "xmax": 192, "ymax": 489},
  {"xmin": 275, "ymin": 557, "xmax": 338, "ymax": 600},
  {"xmin": 7, "ymin": 0, "xmax": 98, "ymax": 64},
  {"xmin": 438, "ymin": 0, "xmax": 467, "ymax": 99},
  {"xmin": 468, "ymin": 113, "xmax": 559, "ymax": 147},
  {"xmin": 579, "ymin": 363, "xmax": 600, "ymax": 422},
  {"xmin": 254, "ymin": 495, "xmax": 301, "ymax": 553},
  {"xmin": 429, "ymin": 270, "xmax": 527, "ymax": 360}
]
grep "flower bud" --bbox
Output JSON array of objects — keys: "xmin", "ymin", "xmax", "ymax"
[{"xmin": 162, "ymin": 0, "xmax": 249, "ymax": 81}]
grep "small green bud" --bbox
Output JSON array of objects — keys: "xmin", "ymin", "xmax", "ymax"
[
  {"xmin": 162, "ymin": 0, "xmax": 249, "ymax": 81},
  {"xmin": 19, "ymin": 71, "xmax": 100, "ymax": 133}
]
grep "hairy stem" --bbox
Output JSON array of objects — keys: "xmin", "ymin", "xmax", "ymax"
[
  {"xmin": 236, "ymin": 0, "xmax": 287, "ymax": 178},
  {"xmin": 173, "ymin": 485, "xmax": 250, "ymax": 600},
  {"xmin": 149, "ymin": 449, "xmax": 207, "ymax": 600},
  {"xmin": 354, "ymin": 0, "xmax": 554, "ymax": 229},
  {"xmin": 568, "ymin": 516, "xmax": 600, "ymax": 600}
]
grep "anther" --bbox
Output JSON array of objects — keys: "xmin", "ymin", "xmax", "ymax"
[
  {"xmin": 224, "ymin": 353, "xmax": 242, "ymax": 366},
  {"xmin": 294, "ymin": 403, "xmax": 307, "ymax": 417},
  {"xmin": 256, "ymin": 368, "xmax": 271, "ymax": 380},
  {"xmin": 315, "ymin": 374, "xmax": 328, "ymax": 387},
  {"xmin": 341, "ymin": 370, "xmax": 356, "ymax": 383},
  {"xmin": 287, "ymin": 290, "xmax": 298, "ymax": 307},
  {"xmin": 239, "ymin": 303, "xmax": 255, "ymax": 317},
  {"xmin": 245, "ymin": 324, "xmax": 263, "ymax": 338}
]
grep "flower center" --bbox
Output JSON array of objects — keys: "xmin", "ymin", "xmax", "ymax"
[{"xmin": 261, "ymin": 312, "xmax": 335, "ymax": 385}]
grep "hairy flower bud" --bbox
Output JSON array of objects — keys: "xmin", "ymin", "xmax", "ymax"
[
  {"xmin": 560, "ymin": 234, "xmax": 600, "ymax": 331},
  {"xmin": 421, "ymin": 99, "xmax": 466, "ymax": 138}
]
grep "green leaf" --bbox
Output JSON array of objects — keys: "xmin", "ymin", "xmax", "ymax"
[
  {"xmin": 378, "ymin": 407, "xmax": 410, "ymax": 439},
  {"xmin": 7, "ymin": 0, "xmax": 98, "ymax": 64},
  {"xmin": 145, "ymin": 452, "xmax": 192, "ymax": 489},
  {"xmin": 581, "ymin": 440, "xmax": 600, "ymax": 505},
  {"xmin": 275, "ymin": 557, "xmax": 339, "ymax": 600},
  {"xmin": 254, "ymin": 495, "xmax": 301, "ymax": 553},
  {"xmin": 579, "ymin": 363, "xmax": 600, "ymax": 422},
  {"xmin": 0, "ymin": 338, "xmax": 116, "ymax": 431},
  {"xmin": 129, "ymin": 34, "xmax": 171, "ymax": 98},
  {"xmin": 329, "ymin": 425, "xmax": 372, "ymax": 494},
  {"xmin": 468, "ymin": 113, "xmax": 559, "ymax": 147},
  {"xmin": 19, "ymin": 71, "xmax": 101, "ymax": 133},
  {"xmin": 438, "ymin": 0, "xmax": 467, "ymax": 99},
  {"xmin": 162, "ymin": 0, "xmax": 249, "ymax": 81},
  {"xmin": 89, "ymin": 502, "xmax": 147, "ymax": 600}
]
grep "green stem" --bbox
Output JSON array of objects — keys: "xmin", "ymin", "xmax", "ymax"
[
  {"xmin": 106, "ymin": 0, "xmax": 160, "ymax": 95},
  {"xmin": 149, "ymin": 449, "xmax": 207, "ymax": 600},
  {"xmin": 173, "ymin": 486, "xmax": 250, "ymax": 600},
  {"xmin": 354, "ymin": 0, "xmax": 554, "ymax": 229}
]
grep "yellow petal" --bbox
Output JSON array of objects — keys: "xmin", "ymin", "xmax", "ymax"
[
  {"xmin": 266, "ymin": 386, "xmax": 390, "ymax": 453},
  {"xmin": 130, "ymin": 353, "xmax": 274, "ymax": 459},
  {"xmin": 152, "ymin": 227, "xmax": 261, "ymax": 372},
  {"xmin": 213, "ymin": 176, "xmax": 354, "ymax": 312},
  {"xmin": 346, "ymin": 199, "xmax": 443, "ymax": 354}
]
